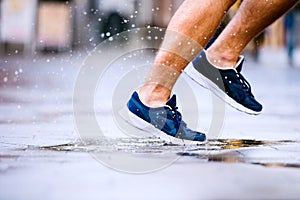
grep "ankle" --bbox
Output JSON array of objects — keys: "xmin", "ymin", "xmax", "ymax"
[
  {"xmin": 138, "ymin": 84, "xmax": 171, "ymax": 107},
  {"xmin": 206, "ymin": 48, "xmax": 239, "ymax": 69}
]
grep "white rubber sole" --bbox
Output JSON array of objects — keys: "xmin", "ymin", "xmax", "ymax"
[
  {"xmin": 184, "ymin": 63, "xmax": 261, "ymax": 115},
  {"xmin": 126, "ymin": 108, "xmax": 206, "ymax": 145}
]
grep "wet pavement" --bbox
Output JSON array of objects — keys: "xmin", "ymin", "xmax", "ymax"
[{"xmin": 1, "ymin": 45, "xmax": 300, "ymax": 199}]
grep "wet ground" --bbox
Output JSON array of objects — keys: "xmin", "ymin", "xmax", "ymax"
[{"xmin": 1, "ymin": 46, "xmax": 300, "ymax": 199}]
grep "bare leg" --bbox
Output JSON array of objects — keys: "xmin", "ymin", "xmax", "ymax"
[
  {"xmin": 139, "ymin": 0, "xmax": 237, "ymax": 106},
  {"xmin": 207, "ymin": 0, "xmax": 299, "ymax": 68}
]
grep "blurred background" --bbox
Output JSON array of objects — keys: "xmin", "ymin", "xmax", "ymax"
[
  {"xmin": 0, "ymin": 0, "xmax": 185, "ymax": 54},
  {"xmin": 0, "ymin": 0, "xmax": 299, "ymax": 137},
  {"xmin": 0, "ymin": 0, "xmax": 299, "ymax": 62}
]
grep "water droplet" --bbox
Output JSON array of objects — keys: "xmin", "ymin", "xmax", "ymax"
[{"xmin": 3, "ymin": 77, "xmax": 8, "ymax": 82}]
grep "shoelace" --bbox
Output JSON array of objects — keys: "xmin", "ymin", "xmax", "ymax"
[
  {"xmin": 167, "ymin": 104, "xmax": 183, "ymax": 130},
  {"xmin": 166, "ymin": 101, "xmax": 199, "ymax": 139},
  {"xmin": 167, "ymin": 106, "xmax": 191, "ymax": 137},
  {"xmin": 235, "ymin": 72, "xmax": 253, "ymax": 97}
]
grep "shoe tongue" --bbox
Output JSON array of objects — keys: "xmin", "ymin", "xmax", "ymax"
[{"xmin": 166, "ymin": 94, "xmax": 177, "ymax": 108}]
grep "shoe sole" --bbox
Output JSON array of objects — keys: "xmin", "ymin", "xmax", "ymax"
[
  {"xmin": 125, "ymin": 107, "xmax": 206, "ymax": 145},
  {"xmin": 184, "ymin": 63, "xmax": 261, "ymax": 115}
]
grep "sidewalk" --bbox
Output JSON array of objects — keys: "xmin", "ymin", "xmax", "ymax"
[{"xmin": 0, "ymin": 46, "xmax": 300, "ymax": 200}]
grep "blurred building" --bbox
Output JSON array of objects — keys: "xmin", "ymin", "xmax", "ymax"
[
  {"xmin": 0, "ymin": 0, "xmax": 299, "ymax": 55},
  {"xmin": 0, "ymin": 0, "xmax": 38, "ymax": 54}
]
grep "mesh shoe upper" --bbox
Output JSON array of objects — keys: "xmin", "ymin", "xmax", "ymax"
[
  {"xmin": 192, "ymin": 50, "xmax": 263, "ymax": 113},
  {"xmin": 220, "ymin": 64, "xmax": 262, "ymax": 112},
  {"xmin": 127, "ymin": 92, "xmax": 206, "ymax": 141}
]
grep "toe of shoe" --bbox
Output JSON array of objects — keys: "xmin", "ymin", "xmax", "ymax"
[
  {"xmin": 178, "ymin": 130, "xmax": 206, "ymax": 141},
  {"xmin": 246, "ymin": 98, "xmax": 263, "ymax": 112},
  {"xmin": 195, "ymin": 132, "xmax": 206, "ymax": 141}
]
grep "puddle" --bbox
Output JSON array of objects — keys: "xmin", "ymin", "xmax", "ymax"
[
  {"xmin": 177, "ymin": 139, "xmax": 300, "ymax": 168},
  {"xmin": 0, "ymin": 155, "xmax": 19, "ymax": 159},
  {"xmin": 39, "ymin": 138, "xmax": 278, "ymax": 151},
  {"xmin": 34, "ymin": 138, "xmax": 300, "ymax": 169},
  {"xmin": 2, "ymin": 138, "xmax": 299, "ymax": 169},
  {"xmin": 39, "ymin": 137, "xmax": 186, "ymax": 153}
]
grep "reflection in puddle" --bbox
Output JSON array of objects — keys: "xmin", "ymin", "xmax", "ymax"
[
  {"xmin": 0, "ymin": 155, "xmax": 19, "ymax": 159},
  {"xmin": 252, "ymin": 163, "xmax": 300, "ymax": 168},
  {"xmin": 39, "ymin": 137, "xmax": 186, "ymax": 153},
  {"xmin": 35, "ymin": 138, "xmax": 300, "ymax": 169},
  {"xmin": 39, "ymin": 138, "xmax": 275, "ymax": 152},
  {"xmin": 216, "ymin": 139, "xmax": 268, "ymax": 149}
]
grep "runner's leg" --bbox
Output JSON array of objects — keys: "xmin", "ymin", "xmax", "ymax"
[
  {"xmin": 139, "ymin": 0, "xmax": 237, "ymax": 106},
  {"xmin": 207, "ymin": 0, "xmax": 299, "ymax": 68}
]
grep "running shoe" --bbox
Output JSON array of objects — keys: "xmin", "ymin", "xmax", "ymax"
[
  {"xmin": 126, "ymin": 91, "xmax": 206, "ymax": 143},
  {"xmin": 185, "ymin": 50, "xmax": 262, "ymax": 115}
]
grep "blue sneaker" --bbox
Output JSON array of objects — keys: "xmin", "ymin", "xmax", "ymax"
[
  {"xmin": 185, "ymin": 50, "xmax": 262, "ymax": 115},
  {"xmin": 126, "ymin": 92, "xmax": 206, "ymax": 143}
]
